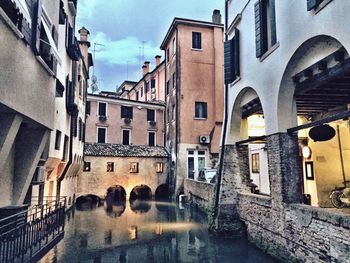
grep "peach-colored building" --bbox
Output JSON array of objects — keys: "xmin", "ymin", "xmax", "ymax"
[
  {"xmin": 160, "ymin": 11, "xmax": 224, "ymax": 195},
  {"xmin": 118, "ymin": 56, "xmax": 165, "ymax": 103},
  {"xmin": 86, "ymin": 94, "xmax": 165, "ymax": 146}
]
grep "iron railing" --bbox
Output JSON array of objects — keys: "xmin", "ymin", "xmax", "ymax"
[{"xmin": 0, "ymin": 197, "xmax": 66, "ymax": 263}]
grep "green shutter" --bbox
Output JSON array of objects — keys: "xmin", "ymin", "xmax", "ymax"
[
  {"xmin": 269, "ymin": 0, "xmax": 277, "ymax": 46},
  {"xmin": 233, "ymin": 29, "xmax": 240, "ymax": 78},
  {"xmin": 32, "ymin": 0, "xmax": 42, "ymax": 55},
  {"xmin": 255, "ymin": 0, "xmax": 267, "ymax": 58},
  {"xmin": 224, "ymin": 40, "xmax": 233, "ymax": 84}
]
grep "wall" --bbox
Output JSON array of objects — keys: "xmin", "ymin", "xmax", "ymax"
[
  {"xmin": 86, "ymin": 95, "xmax": 165, "ymax": 146},
  {"xmin": 77, "ymin": 156, "xmax": 168, "ymax": 199},
  {"xmin": 184, "ymin": 179, "xmax": 215, "ymax": 211}
]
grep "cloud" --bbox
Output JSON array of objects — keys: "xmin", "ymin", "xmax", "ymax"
[
  {"xmin": 90, "ymin": 32, "xmax": 161, "ymax": 66},
  {"xmin": 77, "ymin": 0, "xmax": 99, "ymax": 18}
]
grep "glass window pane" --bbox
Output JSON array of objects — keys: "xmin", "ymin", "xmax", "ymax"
[
  {"xmin": 188, "ymin": 157, "xmax": 194, "ymax": 179},
  {"xmin": 198, "ymin": 157, "xmax": 205, "ymax": 170}
]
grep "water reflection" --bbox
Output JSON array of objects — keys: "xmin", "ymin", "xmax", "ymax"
[{"xmin": 40, "ymin": 201, "xmax": 277, "ymax": 263}]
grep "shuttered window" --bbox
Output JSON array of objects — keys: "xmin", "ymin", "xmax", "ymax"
[
  {"xmin": 195, "ymin": 102, "xmax": 207, "ymax": 119},
  {"xmin": 98, "ymin": 102, "xmax": 107, "ymax": 116},
  {"xmin": 192, "ymin": 32, "xmax": 202, "ymax": 49},
  {"xmin": 147, "ymin": 109, "xmax": 155, "ymax": 121},
  {"xmin": 224, "ymin": 29, "xmax": 240, "ymax": 84},
  {"xmin": 97, "ymin": 127, "xmax": 106, "ymax": 143},
  {"xmin": 255, "ymin": 0, "xmax": 276, "ymax": 58},
  {"xmin": 148, "ymin": 132, "xmax": 156, "ymax": 147},
  {"xmin": 121, "ymin": 106, "xmax": 133, "ymax": 119},
  {"xmin": 122, "ymin": 130, "xmax": 130, "ymax": 145}
]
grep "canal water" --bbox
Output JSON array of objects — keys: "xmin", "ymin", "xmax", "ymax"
[{"xmin": 39, "ymin": 200, "xmax": 277, "ymax": 263}]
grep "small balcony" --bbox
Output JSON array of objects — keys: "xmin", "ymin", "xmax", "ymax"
[
  {"xmin": 67, "ymin": 37, "xmax": 81, "ymax": 61},
  {"xmin": 0, "ymin": 197, "xmax": 66, "ymax": 262}
]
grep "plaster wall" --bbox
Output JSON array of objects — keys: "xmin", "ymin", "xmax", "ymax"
[
  {"xmin": 77, "ymin": 156, "xmax": 168, "ymax": 199},
  {"xmin": 226, "ymin": 0, "xmax": 350, "ymax": 139},
  {"xmin": 86, "ymin": 97, "xmax": 165, "ymax": 146}
]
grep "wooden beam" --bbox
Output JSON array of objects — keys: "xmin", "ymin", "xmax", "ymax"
[
  {"xmin": 287, "ymin": 111, "xmax": 350, "ymax": 133},
  {"xmin": 236, "ymin": 135, "xmax": 267, "ymax": 146}
]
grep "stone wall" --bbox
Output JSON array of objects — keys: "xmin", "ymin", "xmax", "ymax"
[
  {"xmin": 184, "ymin": 179, "xmax": 215, "ymax": 211},
  {"xmin": 238, "ymin": 192, "xmax": 350, "ymax": 263}
]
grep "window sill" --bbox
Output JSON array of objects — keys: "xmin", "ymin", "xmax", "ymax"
[
  {"xmin": 194, "ymin": 117, "xmax": 207, "ymax": 120},
  {"xmin": 0, "ymin": 8, "xmax": 24, "ymax": 39},
  {"xmin": 36, "ymin": 56, "xmax": 55, "ymax": 76},
  {"xmin": 314, "ymin": 0, "xmax": 333, "ymax": 14},
  {"xmin": 228, "ymin": 76, "xmax": 241, "ymax": 87},
  {"xmin": 191, "ymin": 48, "xmax": 203, "ymax": 52},
  {"xmin": 259, "ymin": 41, "xmax": 280, "ymax": 62}
]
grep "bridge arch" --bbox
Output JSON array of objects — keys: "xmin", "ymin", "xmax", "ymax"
[
  {"xmin": 155, "ymin": 184, "xmax": 170, "ymax": 200},
  {"xmin": 129, "ymin": 185, "xmax": 152, "ymax": 201}
]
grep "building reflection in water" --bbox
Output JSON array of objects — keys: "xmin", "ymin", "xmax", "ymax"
[{"xmin": 39, "ymin": 200, "xmax": 277, "ymax": 263}]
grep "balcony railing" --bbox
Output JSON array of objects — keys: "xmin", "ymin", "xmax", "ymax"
[
  {"xmin": 67, "ymin": 36, "xmax": 81, "ymax": 61},
  {"xmin": 0, "ymin": 197, "xmax": 66, "ymax": 263}
]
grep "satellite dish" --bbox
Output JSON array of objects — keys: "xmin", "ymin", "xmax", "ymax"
[
  {"xmin": 91, "ymin": 75, "xmax": 97, "ymax": 83},
  {"xmin": 91, "ymin": 83, "xmax": 99, "ymax": 93}
]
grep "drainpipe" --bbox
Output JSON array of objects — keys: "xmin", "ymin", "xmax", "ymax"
[
  {"xmin": 336, "ymin": 125, "xmax": 347, "ymax": 187},
  {"xmin": 213, "ymin": 0, "xmax": 229, "ymax": 220},
  {"xmin": 175, "ymin": 27, "xmax": 180, "ymax": 195}
]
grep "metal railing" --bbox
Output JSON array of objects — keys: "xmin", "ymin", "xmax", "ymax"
[{"xmin": 0, "ymin": 197, "xmax": 66, "ymax": 263}]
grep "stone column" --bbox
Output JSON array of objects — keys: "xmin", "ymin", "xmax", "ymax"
[
  {"xmin": 266, "ymin": 132, "xmax": 302, "ymax": 206},
  {"xmin": 212, "ymin": 144, "xmax": 249, "ymax": 236}
]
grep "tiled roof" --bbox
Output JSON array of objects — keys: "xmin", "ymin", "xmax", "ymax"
[{"xmin": 84, "ymin": 143, "xmax": 169, "ymax": 158}]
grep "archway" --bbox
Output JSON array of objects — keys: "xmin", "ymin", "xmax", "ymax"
[
  {"xmin": 106, "ymin": 185, "xmax": 126, "ymax": 201},
  {"xmin": 227, "ymin": 87, "xmax": 270, "ymax": 196},
  {"xmin": 277, "ymin": 35, "xmax": 350, "ymax": 207},
  {"xmin": 155, "ymin": 184, "xmax": 170, "ymax": 200},
  {"xmin": 129, "ymin": 185, "xmax": 152, "ymax": 201}
]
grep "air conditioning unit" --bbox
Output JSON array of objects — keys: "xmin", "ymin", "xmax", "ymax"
[
  {"xmin": 149, "ymin": 121, "xmax": 156, "ymax": 126},
  {"xmin": 123, "ymin": 118, "xmax": 131, "ymax": 124},
  {"xmin": 199, "ymin": 135, "xmax": 210, "ymax": 144}
]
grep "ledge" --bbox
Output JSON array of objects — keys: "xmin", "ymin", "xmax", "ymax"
[
  {"xmin": 289, "ymin": 203, "xmax": 350, "ymax": 229},
  {"xmin": 259, "ymin": 42, "xmax": 280, "ymax": 62},
  {"xmin": 238, "ymin": 192, "xmax": 272, "ymax": 207}
]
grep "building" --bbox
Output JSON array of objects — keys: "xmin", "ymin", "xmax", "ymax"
[
  {"xmin": 78, "ymin": 93, "xmax": 169, "ymax": 201},
  {"xmin": 0, "ymin": 0, "xmax": 91, "ymax": 260},
  {"xmin": 215, "ymin": 0, "xmax": 350, "ymax": 261},
  {"xmin": 160, "ymin": 11, "xmax": 224, "ymax": 196}
]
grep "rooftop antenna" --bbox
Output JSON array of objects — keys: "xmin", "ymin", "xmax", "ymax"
[{"xmin": 91, "ymin": 42, "xmax": 105, "ymax": 93}]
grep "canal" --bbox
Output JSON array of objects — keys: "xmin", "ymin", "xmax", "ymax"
[{"xmin": 39, "ymin": 200, "xmax": 277, "ymax": 263}]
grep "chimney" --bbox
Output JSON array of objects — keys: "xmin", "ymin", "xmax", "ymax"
[
  {"xmin": 212, "ymin": 10, "xmax": 222, "ymax": 24},
  {"xmin": 142, "ymin": 65, "xmax": 148, "ymax": 76},
  {"xmin": 78, "ymin": 26, "xmax": 90, "ymax": 43},
  {"xmin": 155, "ymin": 55, "xmax": 161, "ymax": 66},
  {"xmin": 144, "ymin": 61, "xmax": 150, "ymax": 73}
]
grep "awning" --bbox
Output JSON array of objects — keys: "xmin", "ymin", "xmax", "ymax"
[
  {"xmin": 41, "ymin": 17, "xmax": 61, "ymax": 64},
  {"xmin": 12, "ymin": 0, "xmax": 32, "ymax": 27}
]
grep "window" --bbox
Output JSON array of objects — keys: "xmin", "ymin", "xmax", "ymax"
[
  {"xmin": 98, "ymin": 102, "xmax": 107, "ymax": 116},
  {"xmin": 148, "ymin": 132, "xmax": 156, "ymax": 146},
  {"xmin": 255, "ymin": 0, "xmax": 277, "ymax": 58},
  {"xmin": 107, "ymin": 162, "xmax": 114, "ymax": 172},
  {"xmin": 151, "ymin": 79, "xmax": 156, "ymax": 93},
  {"xmin": 141, "ymin": 87, "xmax": 144, "ymax": 97},
  {"xmin": 129, "ymin": 162, "xmax": 139, "ymax": 173},
  {"xmin": 173, "ymin": 38, "xmax": 176, "ymax": 54},
  {"xmin": 192, "ymin": 32, "xmax": 202, "ymax": 49},
  {"xmin": 86, "ymin": 101, "xmax": 91, "ymax": 115},
  {"xmin": 156, "ymin": 162, "xmax": 163, "ymax": 173},
  {"xmin": 136, "ymin": 91, "xmax": 139, "ymax": 101},
  {"xmin": 166, "ymin": 80, "xmax": 170, "ymax": 95},
  {"xmin": 166, "ymin": 48, "xmax": 170, "ymax": 62},
  {"xmin": 172, "ymin": 73, "xmax": 176, "ymax": 89},
  {"xmin": 83, "ymin": 162, "xmax": 91, "ymax": 172},
  {"xmin": 307, "ymin": 0, "xmax": 325, "ymax": 11},
  {"xmin": 224, "ymin": 28, "xmax": 240, "ymax": 84},
  {"xmin": 62, "ymin": 135, "xmax": 69, "ymax": 161},
  {"xmin": 121, "ymin": 106, "xmax": 133, "ymax": 119},
  {"xmin": 147, "ymin": 109, "xmax": 155, "ymax": 121},
  {"xmin": 97, "ymin": 127, "xmax": 107, "ymax": 143},
  {"xmin": 195, "ymin": 102, "xmax": 207, "ymax": 119},
  {"xmin": 187, "ymin": 150, "xmax": 206, "ymax": 179},
  {"xmin": 145, "ymin": 81, "xmax": 149, "ymax": 93},
  {"xmin": 122, "ymin": 129, "xmax": 131, "ymax": 145},
  {"xmin": 55, "ymin": 130, "xmax": 62, "ymax": 150},
  {"xmin": 251, "ymin": 153, "xmax": 260, "ymax": 173}
]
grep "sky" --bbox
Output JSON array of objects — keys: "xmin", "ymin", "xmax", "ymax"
[{"xmin": 76, "ymin": 0, "xmax": 224, "ymax": 92}]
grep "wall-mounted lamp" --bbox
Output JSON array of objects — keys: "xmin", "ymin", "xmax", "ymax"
[{"xmin": 302, "ymin": 146, "xmax": 312, "ymax": 159}]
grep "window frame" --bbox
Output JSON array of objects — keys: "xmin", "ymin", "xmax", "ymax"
[
  {"xmin": 121, "ymin": 129, "xmax": 131, "ymax": 145},
  {"xmin": 97, "ymin": 127, "xmax": 107, "ymax": 143},
  {"xmin": 147, "ymin": 109, "xmax": 156, "ymax": 122},
  {"xmin": 98, "ymin": 101, "xmax": 107, "ymax": 117},
  {"xmin": 121, "ymin": 105, "xmax": 133, "ymax": 119},
  {"xmin": 194, "ymin": 102, "xmax": 208, "ymax": 119},
  {"xmin": 192, "ymin": 32, "xmax": 202, "ymax": 50},
  {"xmin": 107, "ymin": 162, "xmax": 114, "ymax": 172}
]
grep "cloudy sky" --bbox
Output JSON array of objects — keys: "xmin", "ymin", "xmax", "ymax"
[{"xmin": 76, "ymin": 0, "xmax": 224, "ymax": 92}]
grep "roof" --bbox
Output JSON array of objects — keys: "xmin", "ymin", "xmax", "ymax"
[
  {"xmin": 84, "ymin": 143, "xmax": 169, "ymax": 158},
  {"xmin": 87, "ymin": 93, "xmax": 165, "ymax": 107},
  {"xmin": 160, "ymin": 17, "xmax": 224, "ymax": 50}
]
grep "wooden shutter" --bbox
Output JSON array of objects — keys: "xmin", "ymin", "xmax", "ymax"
[
  {"xmin": 254, "ymin": 0, "xmax": 267, "ymax": 58},
  {"xmin": 86, "ymin": 101, "xmax": 91, "ymax": 115},
  {"xmin": 234, "ymin": 29, "xmax": 240, "ymax": 78},
  {"xmin": 307, "ymin": 0, "xmax": 323, "ymax": 11},
  {"xmin": 32, "ymin": 0, "xmax": 42, "ymax": 54},
  {"xmin": 269, "ymin": 0, "xmax": 277, "ymax": 46},
  {"xmin": 224, "ymin": 39, "xmax": 233, "ymax": 84}
]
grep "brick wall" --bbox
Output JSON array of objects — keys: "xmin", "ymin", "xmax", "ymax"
[{"xmin": 184, "ymin": 179, "xmax": 215, "ymax": 211}]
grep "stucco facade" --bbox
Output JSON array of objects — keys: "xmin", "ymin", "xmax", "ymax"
[
  {"xmin": 216, "ymin": 0, "xmax": 350, "ymax": 261},
  {"xmin": 160, "ymin": 13, "xmax": 224, "ymax": 196}
]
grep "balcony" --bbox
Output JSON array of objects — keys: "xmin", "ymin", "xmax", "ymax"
[{"xmin": 0, "ymin": 197, "xmax": 66, "ymax": 262}]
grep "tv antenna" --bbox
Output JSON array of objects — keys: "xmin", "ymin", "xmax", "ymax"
[{"xmin": 90, "ymin": 42, "xmax": 105, "ymax": 93}]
